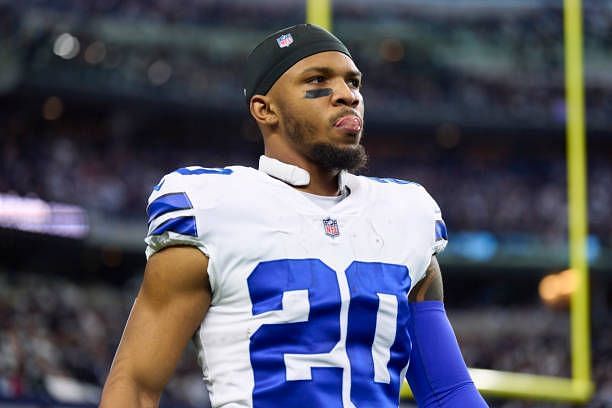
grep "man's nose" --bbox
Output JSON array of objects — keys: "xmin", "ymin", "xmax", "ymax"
[{"xmin": 331, "ymin": 81, "xmax": 360, "ymax": 108}]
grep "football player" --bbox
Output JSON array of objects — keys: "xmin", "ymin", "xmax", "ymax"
[{"xmin": 100, "ymin": 24, "xmax": 488, "ymax": 407}]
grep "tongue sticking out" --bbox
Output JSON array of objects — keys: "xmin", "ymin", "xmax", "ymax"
[{"xmin": 334, "ymin": 115, "xmax": 362, "ymax": 133}]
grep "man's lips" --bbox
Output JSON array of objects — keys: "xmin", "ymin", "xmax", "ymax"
[{"xmin": 334, "ymin": 115, "xmax": 362, "ymax": 133}]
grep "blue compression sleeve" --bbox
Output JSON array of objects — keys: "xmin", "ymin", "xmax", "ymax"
[{"xmin": 406, "ymin": 301, "xmax": 488, "ymax": 407}]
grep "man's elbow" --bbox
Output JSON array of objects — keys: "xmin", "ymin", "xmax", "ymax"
[{"xmin": 99, "ymin": 372, "xmax": 162, "ymax": 408}]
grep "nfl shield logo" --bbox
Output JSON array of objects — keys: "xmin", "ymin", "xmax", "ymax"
[
  {"xmin": 276, "ymin": 33, "xmax": 294, "ymax": 48},
  {"xmin": 322, "ymin": 217, "xmax": 340, "ymax": 238}
]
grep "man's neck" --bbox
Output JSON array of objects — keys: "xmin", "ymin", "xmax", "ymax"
[{"xmin": 294, "ymin": 166, "xmax": 341, "ymax": 196}]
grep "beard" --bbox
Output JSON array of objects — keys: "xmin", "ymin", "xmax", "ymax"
[
  {"xmin": 283, "ymin": 111, "xmax": 368, "ymax": 173},
  {"xmin": 307, "ymin": 142, "xmax": 368, "ymax": 173}
]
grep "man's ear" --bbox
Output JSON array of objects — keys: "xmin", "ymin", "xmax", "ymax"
[{"xmin": 250, "ymin": 95, "xmax": 279, "ymax": 127}]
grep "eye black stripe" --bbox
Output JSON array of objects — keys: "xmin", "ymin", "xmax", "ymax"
[{"xmin": 305, "ymin": 88, "xmax": 333, "ymax": 98}]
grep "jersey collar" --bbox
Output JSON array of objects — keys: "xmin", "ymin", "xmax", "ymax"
[{"xmin": 258, "ymin": 155, "xmax": 349, "ymax": 192}]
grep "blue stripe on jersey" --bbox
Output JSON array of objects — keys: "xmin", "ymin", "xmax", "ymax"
[
  {"xmin": 368, "ymin": 176, "xmax": 417, "ymax": 185},
  {"xmin": 435, "ymin": 220, "xmax": 448, "ymax": 241},
  {"xmin": 147, "ymin": 192, "xmax": 193, "ymax": 224},
  {"xmin": 152, "ymin": 179, "xmax": 165, "ymax": 191},
  {"xmin": 175, "ymin": 167, "xmax": 233, "ymax": 175},
  {"xmin": 150, "ymin": 216, "xmax": 198, "ymax": 237}
]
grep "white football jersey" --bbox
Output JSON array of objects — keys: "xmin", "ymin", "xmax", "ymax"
[{"xmin": 145, "ymin": 156, "xmax": 447, "ymax": 408}]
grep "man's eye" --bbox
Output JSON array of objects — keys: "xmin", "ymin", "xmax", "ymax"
[
  {"xmin": 348, "ymin": 78, "xmax": 361, "ymax": 88},
  {"xmin": 307, "ymin": 76, "xmax": 326, "ymax": 84}
]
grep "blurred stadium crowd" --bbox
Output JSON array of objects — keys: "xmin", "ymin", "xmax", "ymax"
[{"xmin": 0, "ymin": 272, "xmax": 207, "ymax": 407}]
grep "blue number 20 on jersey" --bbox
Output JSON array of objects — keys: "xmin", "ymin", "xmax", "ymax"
[{"xmin": 247, "ymin": 259, "xmax": 412, "ymax": 407}]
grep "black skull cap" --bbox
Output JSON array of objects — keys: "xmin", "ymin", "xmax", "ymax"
[{"xmin": 243, "ymin": 24, "xmax": 352, "ymax": 104}]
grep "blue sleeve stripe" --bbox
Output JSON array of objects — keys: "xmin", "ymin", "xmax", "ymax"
[
  {"xmin": 147, "ymin": 192, "xmax": 193, "ymax": 224},
  {"xmin": 435, "ymin": 220, "xmax": 448, "ymax": 241},
  {"xmin": 176, "ymin": 167, "xmax": 233, "ymax": 175},
  {"xmin": 150, "ymin": 216, "xmax": 198, "ymax": 237}
]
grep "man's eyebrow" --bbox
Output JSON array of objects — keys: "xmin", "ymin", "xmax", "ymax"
[{"xmin": 299, "ymin": 66, "xmax": 362, "ymax": 78}]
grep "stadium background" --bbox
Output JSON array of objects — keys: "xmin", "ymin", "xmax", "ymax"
[{"xmin": 0, "ymin": 0, "xmax": 611, "ymax": 407}]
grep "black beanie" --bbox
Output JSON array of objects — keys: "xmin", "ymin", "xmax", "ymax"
[{"xmin": 243, "ymin": 24, "xmax": 351, "ymax": 104}]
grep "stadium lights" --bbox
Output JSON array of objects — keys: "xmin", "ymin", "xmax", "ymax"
[
  {"xmin": 148, "ymin": 60, "xmax": 173, "ymax": 86},
  {"xmin": 379, "ymin": 38, "xmax": 405, "ymax": 63},
  {"xmin": 0, "ymin": 193, "xmax": 89, "ymax": 238},
  {"xmin": 84, "ymin": 41, "xmax": 107, "ymax": 65},
  {"xmin": 53, "ymin": 33, "xmax": 80, "ymax": 60},
  {"xmin": 42, "ymin": 96, "xmax": 64, "ymax": 121},
  {"xmin": 539, "ymin": 269, "xmax": 577, "ymax": 309}
]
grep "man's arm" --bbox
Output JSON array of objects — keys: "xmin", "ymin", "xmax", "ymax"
[
  {"xmin": 408, "ymin": 255, "xmax": 443, "ymax": 302},
  {"xmin": 406, "ymin": 255, "xmax": 488, "ymax": 407},
  {"xmin": 100, "ymin": 246, "xmax": 211, "ymax": 408}
]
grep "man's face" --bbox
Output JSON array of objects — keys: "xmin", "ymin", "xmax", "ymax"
[{"xmin": 268, "ymin": 51, "xmax": 367, "ymax": 172}]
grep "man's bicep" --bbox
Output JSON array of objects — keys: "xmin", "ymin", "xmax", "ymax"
[
  {"xmin": 409, "ymin": 255, "xmax": 443, "ymax": 302},
  {"xmin": 101, "ymin": 246, "xmax": 211, "ymax": 405}
]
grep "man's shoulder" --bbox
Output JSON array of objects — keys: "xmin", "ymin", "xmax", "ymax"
[
  {"xmin": 144, "ymin": 165, "xmax": 262, "ymax": 259},
  {"xmin": 350, "ymin": 173, "xmax": 441, "ymax": 213},
  {"xmin": 145, "ymin": 165, "xmax": 269, "ymax": 217},
  {"xmin": 352, "ymin": 173, "xmax": 426, "ymax": 197},
  {"xmin": 150, "ymin": 165, "xmax": 258, "ymax": 195}
]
